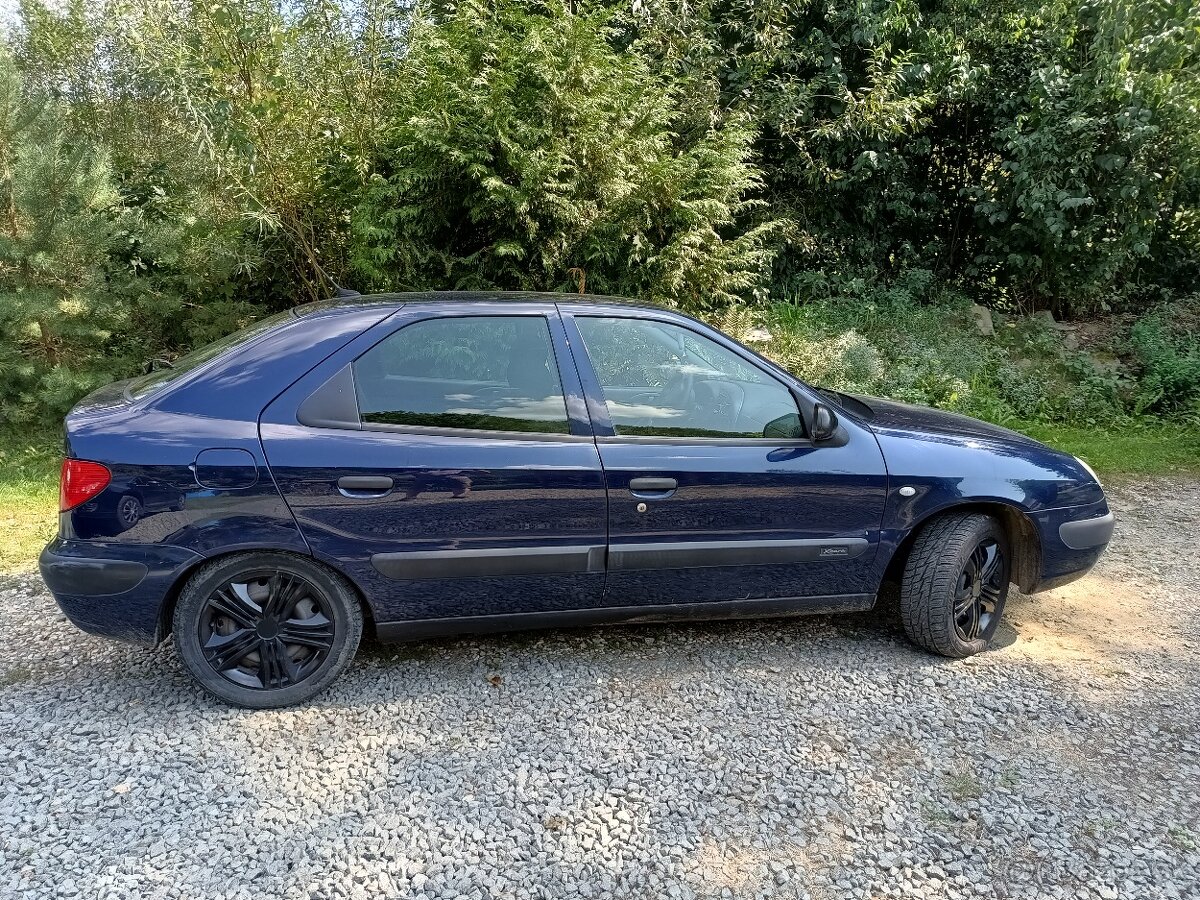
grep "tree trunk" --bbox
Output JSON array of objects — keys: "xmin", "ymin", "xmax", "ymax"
[{"xmin": 36, "ymin": 317, "xmax": 59, "ymax": 365}]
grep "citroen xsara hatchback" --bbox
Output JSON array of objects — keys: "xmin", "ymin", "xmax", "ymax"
[{"xmin": 40, "ymin": 293, "xmax": 1114, "ymax": 707}]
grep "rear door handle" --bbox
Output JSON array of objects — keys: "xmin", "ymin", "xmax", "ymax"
[
  {"xmin": 629, "ymin": 477, "xmax": 678, "ymax": 495},
  {"xmin": 338, "ymin": 475, "xmax": 394, "ymax": 496}
]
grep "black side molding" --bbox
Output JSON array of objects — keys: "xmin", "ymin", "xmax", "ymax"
[
  {"xmin": 608, "ymin": 537, "xmax": 869, "ymax": 572},
  {"xmin": 372, "ymin": 545, "xmax": 606, "ymax": 580},
  {"xmin": 375, "ymin": 593, "xmax": 876, "ymax": 642},
  {"xmin": 1058, "ymin": 511, "xmax": 1115, "ymax": 550},
  {"xmin": 372, "ymin": 538, "xmax": 870, "ymax": 581}
]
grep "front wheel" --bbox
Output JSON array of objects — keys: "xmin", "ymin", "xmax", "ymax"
[
  {"xmin": 900, "ymin": 513, "xmax": 1011, "ymax": 658},
  {"xmin": 173, "ymin": 552, "xmax": 363, "ymax": 708}
]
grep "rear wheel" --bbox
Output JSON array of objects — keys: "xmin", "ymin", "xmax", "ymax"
[
  {"xmin": 116, "ymin": 494, "xmax": 142, "ymax": 529},
  {"xmin": 900, "ymin": 513, "xmax": 1010, "ymax": 658},
  {"xmin": 173, "ymin": 552, "xmax": 362, "ymax": 708}
]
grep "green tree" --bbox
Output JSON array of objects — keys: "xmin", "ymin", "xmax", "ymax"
[
  {"xmin": 118, "ymin": 0, "xmax": 414, "ymax": 300},
  {"xmin": 970, "ymin": 0, "xmax": 1200, "ymax": 312},
  {"xmin": 0, "ymin": 46, "xmax": 132, "ymax": 422},
  {"xmin": 351, "ymin": 0, "xmax": 777, "ymax": 307},
  {"xmin": 624, "ymin": 0, "xmax": 976, "ymax": 295}
]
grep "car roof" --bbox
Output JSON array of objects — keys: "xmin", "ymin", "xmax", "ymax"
[{"xmin": 294, "ymin": 290, "xmax": 663, "ymax": 316}]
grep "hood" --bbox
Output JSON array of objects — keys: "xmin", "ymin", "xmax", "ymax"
[{"xmin": 846, "ymin": 393, "xmax": 1049, "ymax": 452}]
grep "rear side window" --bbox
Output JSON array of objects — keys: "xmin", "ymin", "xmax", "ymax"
[{"xmin": 352, "ymin": 316, "xmax": 571, "ymax": 435}]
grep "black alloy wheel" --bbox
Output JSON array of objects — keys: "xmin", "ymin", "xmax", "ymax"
[
  {"xmin": 953, "ymin": 539, "xmax": 1006, "ymax": 642},
  {"xmin": 174, "ymin": 553, "xmax": 363, "ymax": 708},
  {"xmin": 900, "ymin": 512, "xmax": 1012, "ymax": 658},
  {"xmin": 200, "ymin": 571, "xmax": 335, "ymax": 690}
]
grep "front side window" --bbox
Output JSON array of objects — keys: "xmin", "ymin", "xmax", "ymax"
[
  {"xmin": 574, "ymin": 317, "xmax": 803, "ymax": 439},
  {"xmin": 353, "ymin": 316, "xmax": 570, "ymax": 435}
]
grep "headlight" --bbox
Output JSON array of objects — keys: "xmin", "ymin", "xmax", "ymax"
[{"xmin": 1074, "ymin": 455, "xmax": 1102, "ymax": 488}]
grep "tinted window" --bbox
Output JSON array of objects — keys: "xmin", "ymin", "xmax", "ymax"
[
  {"xmin": 353, "ymin": 316, "xmax": 571, "ymax": 434},
  {"xmin": 575, "ymin": 317, "xmax": 802, "ymax": 439}
]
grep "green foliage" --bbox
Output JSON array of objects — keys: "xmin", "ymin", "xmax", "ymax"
[
  {"xmin": 968, "ymin": 0, "xmax": 1200, "ymax": 312},
  {"xmin": 0, "ymin": 33, "xmax": 261, "ymax": 426},
  {"xmin": 1127, "ymin": 302, "xmax": 1200, "ymax": 417},
  {"xmin": 719, "ymin": 288, "xmax": 1152, "ymax": 429},
  {"xmin": 629, "ymin": 0, "xmax": 1200, "ymax": 311},
  {"xmin": 0, "ymin": 0, "xmax": 1198, "ymax": 429},
  {"xmin": 351, "ymin": 0, "xmax": 775, "ymax": 306},
  {"xmin": 0, "ymin": 46, "xmax": 128, "ymax": 423},
  {"xmin": 640, "ymin": 0, "xmax": 970, "ymax": 284}
]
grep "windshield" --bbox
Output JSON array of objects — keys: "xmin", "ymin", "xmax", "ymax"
[{"xmin": 126, "ymin": 309, "xmax": 297, "ymax": 401}]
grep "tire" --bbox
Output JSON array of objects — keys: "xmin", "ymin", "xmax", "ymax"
[
  {"xmin": 900, "ymin": 513, "xmax": 1011, "ymax": 658},
  {"xmin": 116, "ymin": 494, "xmax": 143, "ymax": 529},
  {"xmin": 173, "ymin": 552, "xmax": 363, "ymax": 708}
]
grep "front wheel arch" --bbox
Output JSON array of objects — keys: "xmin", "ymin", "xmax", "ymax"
[{"xmin": 882, "ymin": 501, "xmax": 1042, "ymax": 595}]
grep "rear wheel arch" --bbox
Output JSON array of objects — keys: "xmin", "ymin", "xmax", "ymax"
[
  {"xmin": 883, "ymin": 501, "xmax": 1041, "ymax": 594},
  {"xmin": 157, "ymin": 548, "xmax": 376, "ymax": 644}
]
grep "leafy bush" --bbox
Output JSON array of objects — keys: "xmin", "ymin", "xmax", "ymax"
[
  {"xmin": 351, "ymin": 0, "xmax": 776, "ymax": 307},
  {"xmin": 717, "ymin": 288, "xmax": 1144, "ymax": 428},
  {"xmin": 0, "ymin": 47, "xmax": 131, "ymax": 424},
  {"xmin": 0, "ymin": 38, "xmax": 270, "ymax": 427},
  {"xmin": 1128, "ymin": 305, "xmax": 1200, "ymax": 417},
  {"xmin": 0, "ymin": 0, "xmax": 1199, "ymax": 429}
]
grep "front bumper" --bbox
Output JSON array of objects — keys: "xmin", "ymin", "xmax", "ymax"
[
  {"xmin": 1059, "ymin": 511, "xmax": 1115, "ymax": 550},
  {"xmin": 39, "ymin": 538, "xmax": 203, "ymax": 646},
  {"xmin": 1027, "ymin": 501, "xmax": 1114, "ymax": 593}
]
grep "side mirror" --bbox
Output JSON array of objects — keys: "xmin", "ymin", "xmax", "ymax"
[
  {"xmin": 763, "ymin": 412, "xmax": 805, "ymax": 439},
  {"xmin": 811, "ymin": 403, "xmax": 839, "ymax": 442}
]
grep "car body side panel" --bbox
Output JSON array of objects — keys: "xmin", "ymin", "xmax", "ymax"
[
  {"xmin": 259, "ymin": 425, "xmax": 609, "ymax": 621},
  {"xmin": 61, "ymin": 307, "xmax": 400, "ymax": 556},
  {"xmin": 62, "ymin": 410, "xmax": 308, "ymax": 557},
  {"xmin": 40, "ymin": 537, "xmax": 202, "ymax": 645},
  {"xmin": 557, "ymin": 303, "xmax": 889, "ymax": 605},
  {"xmin": 591, "ymin": 432, "xmax": 889, "ymax": 603}
]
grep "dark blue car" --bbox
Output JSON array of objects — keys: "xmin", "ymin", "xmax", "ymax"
[{"xmin": 40, "ymin": 292, "xmax": 1114, "ymax": 707}]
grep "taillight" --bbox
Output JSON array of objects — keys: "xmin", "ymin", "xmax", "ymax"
[{"xmin": 60, "ymin": 459, "xmax": 111, "ymax": 512}]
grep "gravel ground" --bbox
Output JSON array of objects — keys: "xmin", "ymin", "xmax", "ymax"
[{"xmin": 2, "ymin": 480, "xmax": 1198, "ymax": 900}]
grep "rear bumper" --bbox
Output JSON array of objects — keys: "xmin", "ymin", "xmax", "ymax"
[
  {"xmin": 39, "ymin": 538, "xmax": 203, "ymax": 646},
  {"xmin": 1027, "ymin": 501, "xmax": 1114, "ymax": 593}
]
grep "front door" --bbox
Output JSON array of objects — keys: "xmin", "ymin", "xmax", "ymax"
[
  {"xmin": 260, "ymin": 306, "xmax": 608, "ymax": 626},
  {"xmin": 562, "ymin": 310, "xmax": 888, "ymax": 609}
]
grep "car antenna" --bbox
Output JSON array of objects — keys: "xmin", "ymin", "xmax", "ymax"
[{"xmin": 330, "ymin": 281, "xmax": 360, "ymax": 298}]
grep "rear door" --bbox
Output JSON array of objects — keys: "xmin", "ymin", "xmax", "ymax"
[
  {"xmin": 260, "ymin": 303, "xmax": 608, "ymax": 627},
  {"xmin": 561, "ymin": 307, "xmax": 888, "ymax": 609}
]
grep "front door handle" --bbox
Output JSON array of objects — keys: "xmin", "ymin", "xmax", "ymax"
[
  {"xmin": 629, "ymin": 477, "xmax": 678, "ymax": 496},
  {"xmin": 338, "ymin": 475, "xmax": 394, "ymax": 497}
]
